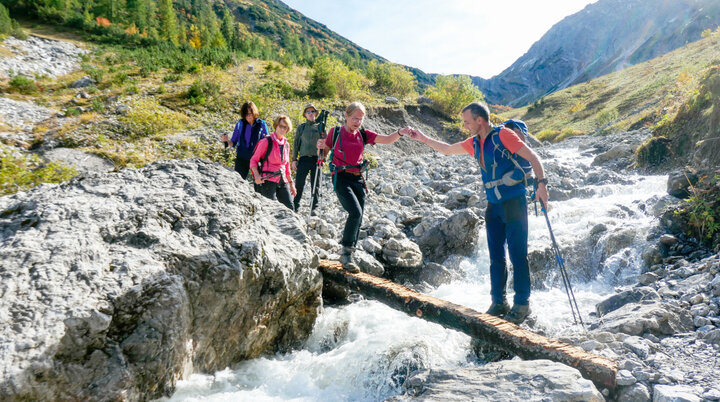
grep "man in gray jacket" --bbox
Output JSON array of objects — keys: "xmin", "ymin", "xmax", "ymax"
[{"xmin": 292, "ymin": 104, "xmax": 326, "ymax": 213}]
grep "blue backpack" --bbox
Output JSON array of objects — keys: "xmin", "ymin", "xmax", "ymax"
[{"xmin": 473, "ymin": 119, "xmax": 534, "ymax": 202}]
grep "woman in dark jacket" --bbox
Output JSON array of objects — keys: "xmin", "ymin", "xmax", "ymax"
[{"xmin": 222, "ymin": 101, "xmax": 269, "ymax": 180}]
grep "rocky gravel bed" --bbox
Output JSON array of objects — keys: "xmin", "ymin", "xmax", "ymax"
[{"xmin": 0, "ymin": 36, "xmax": 87, "ymax": 79}]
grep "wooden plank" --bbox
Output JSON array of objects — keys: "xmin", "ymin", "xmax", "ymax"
[{"xmin": 318, "ymin": 260, "xmax": 617, "ymax": 391}]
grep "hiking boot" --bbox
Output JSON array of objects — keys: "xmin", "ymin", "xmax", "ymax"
[
  {"xmin": 505, "ymin": 304, "xmax": 531, "ymax": 324},
  {"xmin": 486, "ymin": 301, "xmax": 511, "ymax": 317},
  {"xmin": 343, "ymin": 261, "xmax": 360, "ymax": 273},
  {"xmin": 339, "ymin": 246, "xmax": 354, "ymax": 264}
]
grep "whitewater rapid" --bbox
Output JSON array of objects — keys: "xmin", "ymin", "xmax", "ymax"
[{"xmin": 163, "ymin": 145, "xmax": 668, "ymax": 402}]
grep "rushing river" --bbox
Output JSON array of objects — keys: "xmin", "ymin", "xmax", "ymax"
[{"xmin": 163, "ymin": 145, "xmax": 668, "ymax": 402}]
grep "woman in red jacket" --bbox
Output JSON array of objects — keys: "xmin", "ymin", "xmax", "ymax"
[
  {"xmin": 317, "ymin": 102, "xmax": 411, "ymax": 272},
  {"xmin": 250, "ymin": 115, "xmax": 297, "ymax": 210}
]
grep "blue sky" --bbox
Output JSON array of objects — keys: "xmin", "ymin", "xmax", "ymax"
[{"xmin": 282, "ymin": 0, "xmax": 599, "ymax": 78}]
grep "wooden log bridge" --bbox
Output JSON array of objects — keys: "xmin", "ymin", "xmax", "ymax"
[{"xmin": 318, "ymin": 260, "xmax": 618, "ymax": 392}]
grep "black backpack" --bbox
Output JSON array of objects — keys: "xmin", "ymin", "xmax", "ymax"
[{"xmin": 255, "ymin": 137, "xmax": 284, "ymax": 178}]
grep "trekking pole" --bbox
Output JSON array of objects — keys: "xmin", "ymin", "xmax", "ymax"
[
  {"xmin": 538, "ymin": 199, "xmax": 585, "ymax": 328},
  {"xmin": 307, "ymin": 110, "xmax": 329, "ymax": 224}
]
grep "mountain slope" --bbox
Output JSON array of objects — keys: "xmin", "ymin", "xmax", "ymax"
[
  {"xmin": 476, "ymin": 0, "xmax": 720, "ymax": 107},
  {"xmin": 499, "ymin": 29, "xmax": 720, "ymax": 164}
]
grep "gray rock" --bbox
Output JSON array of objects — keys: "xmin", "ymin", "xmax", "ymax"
[
  {"xmin": 597, "ymin": 301, "xmax": 694, "ymax": 336},
  {"xmin": 619, "ymin": 382, "xmax": 651, "ymax": 402},
  {"xmin": 595, "ymin": 287, "xmax": 660, "ymax": 317},
  {"xmin": 417, "ymin": 208, "xmax": 481, "ymax": 263},
  {"xmin": 652, "ymin": 384, "xmax": 701, "ymax": 402},
  {"xmin": 638, "ymin": 272, "xmax": 660, "ymax": 285},
  {"xmin": 592, "ymin": 144, "xmax": 635, "ymax": 166},
  {"xmin": 702, "ymin": 329, "xmax": 720, "ymax": 344},
  {"xmin": 382, "ymin": 237, "xmax": 423, "ymax": 269},
  {"xmin": 616, "ymin": 369, "xmax": 637, "ymax": 386},
  {"xmin": 389, "ymin": 359, "xmax": 603, "ymax": 402},
  {"xmin": 385, "ymin": 96, "xmax": 399, "ymax": 104},
  {"xmin": 353, "ymin": 249, "xmax": 384, "ymax": 276},
  {"xmin": 623, "ymin": 336, "xmax": 650, "ymax": 358},
  {"xmin": 415, "ymin": 262, "xmax": 456, "ymax": 287},
  {"xmin": 660, "ymin": 234, "xmax": 679, "ymax": 246},
  {"xmin": 70, "ymin": 75, "xmax": 96, "ymax": 89},
  {"xmin": 702, "ymin": 389, "xmax": 720, "ymax": 401},
  {"xmin": 43, "ymin": 148, "xmax": 116, "ymax": 175},
  {"xmin": 667, "ymin": 169, "xmax": 698, "ymax": 199},
  {"xmin": 417, "ymin": 96, "xmax": 432, "ymax": 104},
  {"xmin": 0, "ymin": 36, "xmax": 88, "ymax": 79},
  {"xmin": 0, "ymin": 159, "xmax": 322, "ymax": 401}
]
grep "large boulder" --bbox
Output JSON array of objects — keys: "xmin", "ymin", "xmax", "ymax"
[
  {"xmin": 595, "ymin": 301, "xmax": 694, "ymax": 336},
  {"xmin": 0, "ymin": 159, "xmax": 322, "ymax": 401},
  {"xmin": 417, "ymin": 208, "xmax": 481, "ymax": 263},
  {"xmin": 388, "ymin": 359, "xmax": 603, "ymax": 401},
  {"xmin": 595, "ymin": 287, "xmax": 660, "ymax": 317}
]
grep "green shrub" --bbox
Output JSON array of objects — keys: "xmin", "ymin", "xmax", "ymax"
[
  {"xmin": 10, "ymin": 20, "xmax": 27, "ymax": 40},
  {"xmin": 308, "ymin": 56, "xmax": 369, "ymax": 99},
  {"xmin": 674, "ymin": 174, "xmax": 720, "ymax": 245},
  {"xmin": 91, "ymin": 99, "xmax": 105, "ymax": 112},
  {"xmin": 595, "ymin": 108, "xmax": 619, "ymax": 127},
  {"xmin": 65, "ymin": 107, "xmax": 81, "ymax": 116},
  {"xmin": 120, "ymin": 98, "xmax": 190, "ymax": 138},
  {"xmin": 255, "ymin": 79, "xmax": 294, "ymax": 99},
  {"xmin": 8, "ymin": 75, "xmax": 39, "ymax": 94},
  {"xmin": 0, "ymin": 3, "xmax": 12, "ymax": 35},
  {"xmin": 83, "ymin": 64, "xmax": 105, "ymax": 84},
  {"xmin": 635, "ymin": 136, "xmax": 671, "ymax": 167},
  {"xmin": 0, "ymin": 146, "xmax": 78, "ymax": 196},
  {"xmin": 112, "ymin": 72, "xmax": 129, "ymax": 86},
  {"xmin": 367, "ymin": 60, "xmax": 417, "ymax": 98},
  {"xmin": 163, "ymin": 73, "xmax": 182, "ymax": 82},
  {"xmin": 186, "ymin": 79, "xmax": 221, "ymax": 105},
  {"xmin": 425, "ymin": 75, "xmax": 484, "ymax": 117}
]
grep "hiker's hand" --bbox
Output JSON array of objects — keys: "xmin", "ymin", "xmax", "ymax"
[
  {"xmin": 292, "ymin": 161, "xmax": 298, "ymax": 171},
  {"xmin": 536, "ymin": 183, "xmax": 549, "ymax": 209},
  {"xmin": 290, "ymin": 186, "xmax": 297, "ymax": 197},
  {"xmin": 221, "ymin": 134, "xmax": 229, "ymax": 143},
  {"xmin": 409, "ymin": 129, "xmax": 426, "ymax": 143},
  {"xmin": 399, "ymin": 126, "xmax": 412, "ymax": 136},
  {"xmin": 316, "ymin": 139, "xmax": 327, "ymax": 150},
  {"xmin": 254, "ymin": 176, "xmax": 264, "ymax": 185}
]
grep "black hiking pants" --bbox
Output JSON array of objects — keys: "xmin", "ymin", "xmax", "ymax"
[
  {"xmin": 335, "ymin": 171, "xmax": 366, "ymax": 248},
  {"xmin": 258, "ymin": 179, "xmax": 294, "ymax": 211},
  {"xmin": 234, "ymin": 157, "xmax": 252, "ymax": 181},
  {"xmin": 293, "ymin": 155, "xmax": 319, "ymax": 211}
]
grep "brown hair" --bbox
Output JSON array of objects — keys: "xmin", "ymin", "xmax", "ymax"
[
  {"xmin": 461, "ymin": 102, "xmax": 490, "ymax": 122},
  {"xmin": 273, "ymin": 115, "xmax": 293, "ymax": 132},
  {"xmin": 241, "ymin": 101, "xmax": 259, "ymax": 121}
]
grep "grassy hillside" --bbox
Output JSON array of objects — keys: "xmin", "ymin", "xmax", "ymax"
[{"xmin": 500, "ymin": 28, "xmax": 720, "ymax": 143}]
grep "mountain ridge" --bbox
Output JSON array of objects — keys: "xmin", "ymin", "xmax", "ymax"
[{"xmin": 474, "ymin": 0, "xmax": 720, "ymax": 107}]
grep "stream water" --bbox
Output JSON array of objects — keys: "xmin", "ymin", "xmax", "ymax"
[{"xmin": 164, "ymin": 145, "xmax": 668, "ymax": 402}]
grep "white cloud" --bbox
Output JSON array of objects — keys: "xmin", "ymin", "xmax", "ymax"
[{"xmin": 282, "ymin": 0, "xmax": 598, "ymax": 78}]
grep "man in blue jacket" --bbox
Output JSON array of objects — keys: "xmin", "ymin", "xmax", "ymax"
[{"xmin": 408, "ymin": 102, "xmax": 549, "ymax": 324}]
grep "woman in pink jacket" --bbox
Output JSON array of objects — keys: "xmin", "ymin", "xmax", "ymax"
[{"xmin": 250, "ymin": 115, "xmax": 297, "ymax": 210}]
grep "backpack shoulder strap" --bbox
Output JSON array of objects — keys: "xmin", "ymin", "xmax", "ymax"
[
  {"xmin": 264, "ymin": 137, "xmax": 273, "ymax": 162},
  {"xmin": 359, "ymin": 127, "xmax": 367, "ymax": 145}
]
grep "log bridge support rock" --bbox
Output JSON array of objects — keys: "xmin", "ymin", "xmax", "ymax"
[{"xmin": 318, "ymin": 260, "xmax": 618, "ymax": 392}]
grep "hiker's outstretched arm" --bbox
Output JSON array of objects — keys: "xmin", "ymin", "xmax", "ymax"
[
  {"xmin": 516, "ymin": 145, "xmax": 549, "ymax": 207},
  {"xmin": 409, "ymin": 129, "xmax": 466, "ymax": 155},
  {"xmin": 374, "ymin": 127, "xmax": 412, "ymax": 144}
]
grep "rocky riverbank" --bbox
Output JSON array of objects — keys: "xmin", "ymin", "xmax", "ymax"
[{"xmin": 0, "ymin": 159, "xmax": 322, "ymax": 400}]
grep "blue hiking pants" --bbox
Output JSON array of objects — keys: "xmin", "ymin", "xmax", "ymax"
[{"xmin": 485, "ymin": 196, "xmax": 531, "ymax": 305}]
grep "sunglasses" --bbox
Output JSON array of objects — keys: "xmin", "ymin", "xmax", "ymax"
[{"xmin": 305, "ymin": 110, "xmax": 317, "ymax": 114}]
